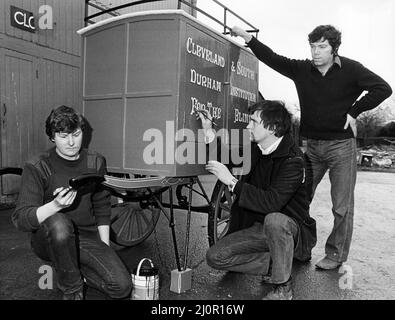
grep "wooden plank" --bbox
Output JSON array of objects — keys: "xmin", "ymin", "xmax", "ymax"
[
  {"xmin": 72, "ymin": 0, "xmax": 84, "ymax": 56},
  {"xmin": 65, "ymin": 0, "xmax": 73, "ymax": 54},
  {"xmin": 31, "ymin": 0, "xmax": 39, "ymax": 44},
  {"xmin": 45, "ymin": 59, "xmax": 54, "ymax": 113},
  {"xmin": 53, "ymin": 60, "xmax": 60, "ymax": 105},
  {"xmin": 0, "ymin": 0, "xmax": 5, "ymax": 34},
  {"xmin": 47, "ymin": 0, "xmax": 55, "ymax": 49},
  {"xmin": 60, "ymin": 62, "xmax": 67, "ymax": 104},
  {"xmin": 58, "ymin": 0, "xmax": 66, "ymax": 52},
  {"xmin": 33, "ymin": 58, "xmax": 43, "ymax": 152},
  {"xmin": 5, "ymin": 0, "xmax": 15, "ymax": 38},
  {"xmin": 22, "ymin": 0, "xmax": 32, "ymax": 42},
  {"xmin": 14, "ymin": 0, "xmax": 24, "ymax": 39},
  {"xmin": 0, "ymin": 48, "xmax": 5, "ymax": 170},
  {"xmin": 42, "ymin": 59, "xmax": 54, "ymax": 150},
  {"xmin": 18, "ymin": 54, "xmax": 34, "ymax": 161},
  {"xmin": 74, "ymin": 65, "xmax": 82, "ymax": 110},
  {"xmin": 38, "ymin": 0, "xmax": 48, "ymax": 47},
  {"xmin": 2, "ymin": 52, "xmax": 35, "ymax": 193}
]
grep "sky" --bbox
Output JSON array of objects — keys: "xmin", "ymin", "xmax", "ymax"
[{"xmin": 197, "ymin": 0, "xmax": 395, "ymax": 108}]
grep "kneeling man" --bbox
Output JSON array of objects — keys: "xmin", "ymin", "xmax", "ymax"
[{"xmin": 198, "ymin": 100, "xmax": 316, "ymax": 300}]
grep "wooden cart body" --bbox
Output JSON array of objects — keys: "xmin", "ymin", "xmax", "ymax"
[{"xmin": 78, "ymin": 10, "xmax": 259, "ymax": 177}]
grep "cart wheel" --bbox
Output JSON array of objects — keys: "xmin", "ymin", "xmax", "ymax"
[
  {"xmin": 208, "ymin": 180, "xmax": 235, "ymax": 246},
  {"xmin": 110, "ymin": 201, "xmax": 160, "ymax": 247}
]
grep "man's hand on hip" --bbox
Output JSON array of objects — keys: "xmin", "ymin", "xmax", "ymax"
[{"xmin": 344, "ymin": 114, "xmax": 357, "ymax": 137}]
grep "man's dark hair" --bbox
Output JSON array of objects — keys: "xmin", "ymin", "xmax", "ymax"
[
  {"xmin": 45, "ymin": 105, "xmax": 85, "ymax": 141},
  {"xmin": 248, "ymin": 100, "xmax": 292, "ymax": 137},
  {"xmin": 308, "ymin": 25, "xmax": 342, "ymax": 55}
]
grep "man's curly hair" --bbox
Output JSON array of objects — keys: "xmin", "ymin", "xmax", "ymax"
[
  {"xmin": 45, "ymin": 105, "xmax": 85, "ymax": 141},
  {"xmin": 308, "ymin": 25, "xmax": 342, "ymax": 55},
  {"xmin": 248, "ymin": 100, "xmax": 292, "ymax": 137}
]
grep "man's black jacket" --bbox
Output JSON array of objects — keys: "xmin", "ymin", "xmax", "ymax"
[{"xmin": 229, "ymin": 134, "xmax": 317, "ymax": 262}]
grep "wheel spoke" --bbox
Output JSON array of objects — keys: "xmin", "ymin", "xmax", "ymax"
[
  {"xmin": 112, "ymin": 205, "xmax": 129, "ymax": 228},
  {"xmin": 117, "ymin": 208, "xmax": 132, "ymax": 237},
  {"xmin": 140, "ymin": 209, "xmax": 151, "ymax": 227},
  {"xmin": 224, "ymin": 188, "xmax": 233, "ymax": 207},
  {"xmin": 124, "ymin": 210, "xmax": 132, "ymax": 241},
  {"xmin": 123, "ymin": 208, "xmax": 135, "ymax": 241},
  {"xmin": 111, "ymin": 204, "xmax": 128, "ymax": 223},
  {"xmin": 135, "ymin": 210, "xmax": 143, "ymax": 238}
]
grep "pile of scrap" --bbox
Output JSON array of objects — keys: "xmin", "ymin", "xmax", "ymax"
[{"xmin": 357, "ymin": 145, "xmax": 395, "ymax": 168}]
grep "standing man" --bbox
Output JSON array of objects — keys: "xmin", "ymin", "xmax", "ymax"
[
  {"xmin": 198, "ymin": 101, "xmax": 316, "ymax": 300},
  {"xmin": 231, "ymin": 25, "xmax": 392, "ymax": 269},
  {"xmin": 12, "ymin": 105, "xmax": 132, "ymax": 300}
]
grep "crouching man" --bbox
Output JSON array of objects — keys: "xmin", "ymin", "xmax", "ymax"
[
  {"xmin": 12, "ymin": 105, "xmax": 132, "ymax": 300},
  {"xmin": 198, "ymin": 100, "xmax": 317, "ymax": 300}
]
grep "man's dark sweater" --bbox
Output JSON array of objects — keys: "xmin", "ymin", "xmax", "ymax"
[
  {"xmin": 228, "ymin": 134, "xmax": 316, "ymax": 261},
  {"xmin": 12, "ymin": 148, "xmax": 111, "ymax": 233},
  {"xmin": 247, "ymin": 37, "xmax": 393, "ymax": 140}
]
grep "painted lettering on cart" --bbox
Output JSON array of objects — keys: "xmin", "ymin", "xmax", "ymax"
[
  {"xmin": 190, "ymin": 69, "xmax": 222, "ymax": 92},
  {"xmin": 230, "ymin": 85, "xmax": 257, "ymax": 103},
  {"xmin": 231, "ymin": 61, "xmax": 255, "ymax": 80},
  {"xmin": 186, "ymin": 37, "xmax": 225, "ymax": 68},
  {"xmin": 190, "ymin": 97, "xmax": 222, "ymax": 120},
  {"xmin": 234, "ymin": 108, "xmax": 250, "ymax": 124}
]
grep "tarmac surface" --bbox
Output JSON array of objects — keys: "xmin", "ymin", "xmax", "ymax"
[{"xmin": 0, "ymin": 171, "xmax": 394, "ymax": 300}]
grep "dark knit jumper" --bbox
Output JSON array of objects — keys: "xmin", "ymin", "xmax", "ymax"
[
  {"xmin": 247, "ymin": 37, "xmax": 392, "ymax": 140},
  {"xmin": 12, "ymin": 148, "xmax": 111, "ymax": 233}
]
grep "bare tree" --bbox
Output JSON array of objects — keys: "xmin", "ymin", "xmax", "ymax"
[{"xmin": 356, "ymin": 105, "xmax": 387, "ymax": 139}]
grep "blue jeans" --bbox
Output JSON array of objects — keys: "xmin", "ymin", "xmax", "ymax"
[
  {"xmin": 206, "ymin": 212, "xmax": 299, "ymax": 284},
  {"xmin": 305, "ymin": 138, "xmax": 357, "ymax": 263},
  {"xmin": 31, "ymin": 213, "xmax": 132, "ymax": 299}
]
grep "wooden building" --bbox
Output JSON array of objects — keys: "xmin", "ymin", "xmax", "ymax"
[{"xmin": 0, "ymin": 0, "xmax": 85, "ymax": 199}]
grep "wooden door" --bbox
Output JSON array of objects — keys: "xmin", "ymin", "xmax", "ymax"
[{"xmin": 1, "ymin": 49, "xmax": 37, "ymax": 194}]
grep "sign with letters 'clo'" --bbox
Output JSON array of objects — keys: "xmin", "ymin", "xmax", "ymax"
[{"xmin": 10, "ymin": 5, "xmax": 36, "ymax": 33}]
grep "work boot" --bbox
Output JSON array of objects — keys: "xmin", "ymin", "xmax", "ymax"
[
  {"xmin": 262, "ymin": 278, "xmax": 293, "ymax": 300},
  {"xmin": 315, "ymin": 256, "xmax": 342, "ymax": 270},
  {"xmin": 63, "ymin": 288, "xmax": 84, "ymax": 300},
  {"xmin": 261, "ymin": 260, "xmax": 273, "ymax": 284}
]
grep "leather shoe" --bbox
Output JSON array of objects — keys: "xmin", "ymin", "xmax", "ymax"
[
  {"xmin": 315, "ymin": 256, "xmax": 342, "ymax": 270},
  {"xmin": 262, "ymin": 278, "xmax": 293, "ymax": 300},
  {"xmin": 262, "ymin": 275, "xmax": 275, "ymax": 284},
  {"xmin": 63, "ymin": 288, "xmax": 84, "ymax": 300}
]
